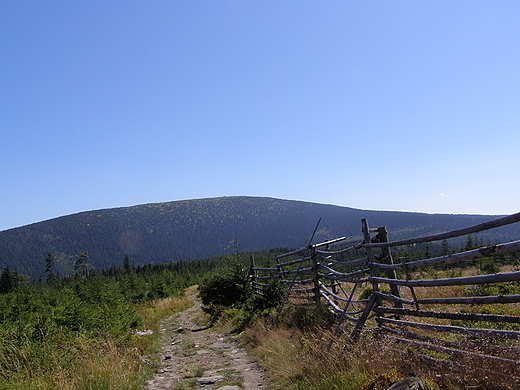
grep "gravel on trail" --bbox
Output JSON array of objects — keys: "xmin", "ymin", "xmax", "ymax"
[{"xmin": 145, "ymin": 289, "xmax": 270, "ymax": 390}]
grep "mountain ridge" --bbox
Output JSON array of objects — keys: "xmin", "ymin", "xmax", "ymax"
[{"xmin": 1, "ymin": 196, "xmax": 517, "ymax": 278}]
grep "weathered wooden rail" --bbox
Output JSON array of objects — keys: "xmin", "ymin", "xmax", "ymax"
[{"xmin": 249, "ymin": 212, "xmax": 520, "ymax": 384}]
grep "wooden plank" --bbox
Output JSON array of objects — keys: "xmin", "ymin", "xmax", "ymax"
[
  {"xmin": 320, "ymin": 290, "xmax": 342, "ymax": 313},
  {"xmin": 376, "ymin": 306, "xmax": 520, "ymax": 324},
  {"xmin": 311, "ymin": 237, "xmax": 346, "ymax": 249},
  {"xmin": 319, "ymin": 263, "xmax": 369, "ymax": 278},
  {"xmin": 373, "ymin": 291, "xmax": 416, "ymax": 305},
  {"xmin": 318, "ymin": 273, "xmax": 370, "ymax": 284},
  {"xmin": 388, "ymin": 336, "xmax": 520, "ymax": 372},
  {"xmin": 291, "ymin": 287, "xmax": 315, "ymax": 293},
  {"xmin": 371, "ymin": 270, "xmax": 520, "ymax": 287},
  {"xmin": 328, "ymin": 220, "xmax": 373, "ymax": 351},
  {"xmin": 318, "ymin": 256, "xmax": 368, "ymax": 267},
  {"xmin": 417, "ymin": 294, "xmax": 520, "ymax": 305},
  {"xmin": 319, "ymin": 282, "xmax": 348, "ymax": 302},
  {"xmin": 279, "ymin": 266, "xmax": 313, "ymax": 275},
  {"xmin": 365, "ymin": 212, "xmax": 520, "ymax": 248},
  {"xmin": 251, "ymin": 267, "xmax": 278, "ymax": 272},
  {"xmin": 275, "ymin": 246, "xmax": 307, "ymax": 259},
  {"xmin": 276, "ymin": 256, "xmax": 312, "ymax": 267},
  {"xmin": 380, "ymin": 325, "xmax": 520, "ymax": 359},
  {"xmin": 320, "ymin": 282, "xmax": 369, "ymax": 304},
  {"xmin": 280, "ymin": 278, "xmax": 313, "ymax": 284},
  {"xmin": 321, "ymin": 292, "xmax": 361, "ymax": 321},
  {"xmin": 373, "ymin": 240, "xmax": 520, "ymax": 271},
  {"xmin": 315, "ymin": 242, "xmax": 364, "ymax": 255},
  {"xmin": 374, "ymin": 290, "xmax": 520, "ymax": 305},
  {"xmin": 350, "ymin": 295, "xmax": 377, "ymax": 341},
  {"xmin": 378, "ymin": 317, "xmax": 520, "ymax": 339}
]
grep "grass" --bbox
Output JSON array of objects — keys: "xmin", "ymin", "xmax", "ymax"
[
  {"xmin": 242, "ymin": 317, "xmax": 419, "ymax": 390},
  {"xmin": 0, "ymin": 335, "xmax": 146, "ymax": 390},
  {"xmin": 235, "ymin": 264, "xmax": 520, "ymax": 390},
  {"xmin": 134, "ymin": 289, "xmax": 193, "ymax": 354},
  {"xmin": 0, "ymin": 293, "xmax": 192, "ymax": 390}
]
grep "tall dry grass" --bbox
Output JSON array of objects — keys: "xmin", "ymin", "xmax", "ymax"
[
  {"xmin": 241, "ymin": 306, "xmax": 519, "ymax": 388},
  {"xmin": 243, "ymin": 316, "xmax": 420, "ymax": 390},
  {"xmin": 240, "ymin": 261, "xmax": 520, "ymax": 390},
  {"xmin": 138, "ymin": 294, "xmax": 193, "ymax": 330},
  {"xmin": 0, "ymin": 335, "xmax": 145, "ymax": 390}
]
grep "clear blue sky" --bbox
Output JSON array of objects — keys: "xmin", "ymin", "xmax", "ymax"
[{"xmin": 1, "ymin": 1, "xmax": 520, "ymax": 231}]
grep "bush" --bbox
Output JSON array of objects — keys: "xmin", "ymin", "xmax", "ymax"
[
  {"xmin": 478, "ymin": 257, "xmax": 500, "ymax": 274},
  {"xmin": 359, "ymin": 286, "xmax": 391, "ymax": 300},
  {"xmin": 199, "ymin": 261, "xmax": 251, "ymax": 308},
  {"xmin": 249, "ymin": 277, "xmax": 284, "ymax": 311},
  {"xmin": 198, "ymin": 250, "xmax": 287, "ymax": 330}
]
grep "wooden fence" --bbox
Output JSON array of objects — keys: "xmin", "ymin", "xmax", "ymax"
[{"xmin": 249, "ymin": 212, "xmax": 520, "ymax": 383}]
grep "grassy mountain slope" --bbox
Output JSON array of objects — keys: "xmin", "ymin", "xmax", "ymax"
[{"xmin": 0, "ymin": 196, "xmax": 517, "ymax": 278}]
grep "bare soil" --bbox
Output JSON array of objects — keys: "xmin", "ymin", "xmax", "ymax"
[{"xmin": 145, "ymin": 289, "xmax": 270, "ymax": 390}]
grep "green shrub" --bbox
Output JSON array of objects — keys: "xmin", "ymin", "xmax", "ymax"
[
  {"xmin": 478, "ymin": 257, "xmax": 500, "ymax": 274},
  {"xmin": 359, "ymin": 286, "xmax": 391, "ymax": 300},
  {"xmin": 199, "ymin": 261, "xmax": 251, "ymax": 307},
  {"xmin": 250, "ymin": 277, "xmax": 284, "ymax": 310}
]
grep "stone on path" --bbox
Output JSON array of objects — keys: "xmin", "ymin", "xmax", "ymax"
[
  {"xmin": 217, "ymin": 386, "xmax": 240, "ymax": 390},
  {"xmin": 196, "ymin": 375, "xmax": 225, "ymax": 385}
]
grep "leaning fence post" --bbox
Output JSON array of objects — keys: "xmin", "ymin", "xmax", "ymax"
[
  {"xmin": 377, "ymin": 227, "xmax": 403, "ymax": 309},
  {"xmin": 327, "ymin": 219, "xmax": 373, "ymax": 352},
  {"xmin": 362, "ymin": 219, "xmax": 380, "ymax": 305},
  {"xmin": 348, "ymin": 218, "xmax": 379, "ymax": 341}
]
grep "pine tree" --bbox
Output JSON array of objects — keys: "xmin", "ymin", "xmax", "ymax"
[
  {"xmin": 123, "ymin": 254, "xmax": 132, "ymax": 272},
  {"xmin": 0, "ymin": 267, "xmax": 14, "ymax": 294},
  {"xmin": 45, "ymin": 253, "xmax": 56, "ymax": 284},
  {"xmin": 74, "ymin": 252, "xmax": 90, "ymax": 277},
  {"xmin": 440, "ymin": 240, "xmax": 451, "ymax": 256},
  {"xmin": 464, "ymin": 235, "xmax": 476, "ymax": 251}
]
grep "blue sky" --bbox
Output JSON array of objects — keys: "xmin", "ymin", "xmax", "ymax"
[{"xmin": 1, "ymin": 1, "xmax": 520, "ymax": 231}]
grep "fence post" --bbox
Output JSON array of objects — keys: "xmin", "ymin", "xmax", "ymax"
[
  {"xmin": 249, "ymin": 254, "xmax": 257, "ymax": 293},
  {"xmin": 349, "ymin": 218, "xmax": 379, "ymax": 341},
  {"xmin": 311, "ymin": 246, "xmax": 321, "ymax": 308},
  {"xmin": 249, "ymin": 254, "xmax": 255, "ymax": 276},
  {"xmin": 377, "ymin": 227, "xmax": 403, "ymax": 308},
  {"xmin": 363, "ymin": 219, "xmax": 380, "ymax": 305}
]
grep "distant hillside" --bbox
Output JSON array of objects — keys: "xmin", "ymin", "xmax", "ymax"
[{"xmin": 1, "ymin": 196, "xmax": 518, "ymax": 278}]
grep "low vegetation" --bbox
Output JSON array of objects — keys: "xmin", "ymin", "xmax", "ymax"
[
  {"xmin": 0, "ymin": 254, "xmax": 224, "ymax": 389},
  {"xmin": 198, "ymin": 247, "xmax": 283, "ymax": 332}
]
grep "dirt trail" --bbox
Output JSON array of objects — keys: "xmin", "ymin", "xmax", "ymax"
[{"xmin": 146, "ymin": 289, "xmax": 270, "ymax": 390}]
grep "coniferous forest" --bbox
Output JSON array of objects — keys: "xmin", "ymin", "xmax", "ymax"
[{"xmin": 1, "ymin": 196, "xmax": 518, "ymax": 278}]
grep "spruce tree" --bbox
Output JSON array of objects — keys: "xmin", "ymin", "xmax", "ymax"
[{"xmin": 0, "ymin": 267, "xmax": 14, "ymax": 294}]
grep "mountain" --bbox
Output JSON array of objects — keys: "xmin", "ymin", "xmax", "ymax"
[{"xmin": 1, "ymin": 196, "xmax": 518, "ymax": 278}]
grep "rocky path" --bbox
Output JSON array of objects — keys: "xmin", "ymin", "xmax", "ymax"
[{"xmin": 146, "ymin": 288, "xmax": 270, "ymax": 390}]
